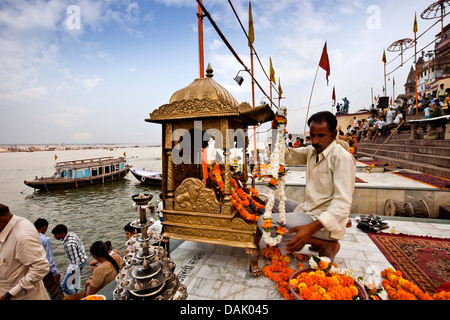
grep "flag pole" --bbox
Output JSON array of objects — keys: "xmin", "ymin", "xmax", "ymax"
[
  {"xmin": 248, "ymin": 1, "xmax": 257, "ymax": 176},
  {"xmin": 414, "ymin": 12, "xmax": 419, "ymax": 115},
  {"xmin": 304, "ymin": 41, "xmax": 329, "ymax": 138},
  {"xmin": 197, "ymin": 0, "xmax": 204, "ymax": 78},
  {"xmin": 303, "ymin": 64, "xmax": 320, "ymax": 138},
  {"xmin": 197, "ymin": 0, "xmax": 207, "ymax": 185},
  {"xmin": 384, "ymin": 64, "xmax": 386, "ymax": 96},
  {"xmin": 251, "ymin": 46, "xmax": 257, "ymax": 176}
]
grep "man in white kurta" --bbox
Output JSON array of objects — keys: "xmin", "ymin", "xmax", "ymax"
[
  {"xmin": 0, "ymin": 204, "xmax": 49, "ymax": 300},
  {"xmin": 259, "ymin": 111, "xmax": 356, "ymax": 260}
]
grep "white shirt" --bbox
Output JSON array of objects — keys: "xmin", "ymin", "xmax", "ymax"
[
  {"xmin": 393, "ymin": 113, "xmax": 403, "ymax": 125},
  {"xmin": 0, "ymin": 216, "xmax": 49, "ymax": 299},
  {"xmin": 284, "ymin": 141, "xmax": 356, "ymax": 240},
  {"xmin": 386, "ymin": 110, "xmax": 395, "ymax": 125},
  {"xmin": 157, "ymin": 200, "xmax": 163, "ymax": 213},
  {"xmin": 149, "ymin": 220, "xmax": 162, "ymax": 236},
  {"xmin": 375, "ymin": 120, "xmax": 385, "ymax": 129},
  {"xmin": 361, "ymin": 122, "xmax": 369, "ymax": 130}
]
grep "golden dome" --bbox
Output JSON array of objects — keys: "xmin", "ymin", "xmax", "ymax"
[
  {"xmin": 147, "ymin": 64, "xmax": 248, "ymax": 122},
  {"xmin": 169, "ymin": 64, "xmax": 239, "ymax": 108}
]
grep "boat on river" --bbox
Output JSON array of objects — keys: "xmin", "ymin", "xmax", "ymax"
[
  {"xmin": 24, "ymin": 156, "xmax": 131, "ymax": 190},
  {"xmin": 130, "ymin": 168, "xmax": 162, "ymax": 185}
]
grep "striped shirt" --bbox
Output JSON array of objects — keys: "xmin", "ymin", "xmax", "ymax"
[{"xmin": 62, "ymin": 232, "xmax": 87, "ymax": 268}]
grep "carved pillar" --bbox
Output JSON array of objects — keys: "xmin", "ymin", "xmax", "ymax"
[
  {"xmin": 165, "ymin": 123, "xmax": 174, "ymax": 210},
  {"xmin": 220, "ymin": 118, "xmax": 232, "ymax": 215},
  {"xmin": 243, "ymin": 133, "xmax": 249, "ymax": 189},
  {"xmin": 223, "ymin": 149, "xmax": 231, "ymax": 200}
]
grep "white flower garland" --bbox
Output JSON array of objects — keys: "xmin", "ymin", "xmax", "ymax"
[{"xmin": 262, "ymin": 106, "xmax": 287, "ymax": 246}]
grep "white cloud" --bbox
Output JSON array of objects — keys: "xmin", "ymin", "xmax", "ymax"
[
  {"xmin": 155, "ymin": 0, "xmax": 195, "ymax": 8},
  {"xmin": 46, "ymin": 103, "xmax": 92, "ymax": 129},
  {"xmin": 62, "ymin": 69, "xmax": 102, "ymax": 92},
  {"xmin": 208, "ymin": 38, "xmax": 223, "ymax": 51}
]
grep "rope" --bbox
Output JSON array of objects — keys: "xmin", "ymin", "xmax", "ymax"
[{"xmin": 195, "ymin": 0, "xmax": 277, "ymax": 109}]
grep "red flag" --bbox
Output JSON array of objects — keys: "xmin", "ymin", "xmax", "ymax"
[
  {"xmin": 332, "ymin": 85, "xmax": 336, "ymax": 106},
  {"xmin": 319, "ymin": 41, "xmax": 330, "ymax": 85}
]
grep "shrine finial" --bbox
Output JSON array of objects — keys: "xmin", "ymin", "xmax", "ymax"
[{"xmin": 206, "ymin": 63, "xmax": 213, "ymax": 78}]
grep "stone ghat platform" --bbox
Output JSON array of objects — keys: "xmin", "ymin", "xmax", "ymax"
[{"xmin": 253, "ymin": 163, "xmax": 450, "ymax": 219}]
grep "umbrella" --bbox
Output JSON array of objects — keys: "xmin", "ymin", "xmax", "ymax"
[
  {"xmin": 421, "ymin": 0, "xmax": 450, "ymax": 37},
  {"xmin": 387, "ymin": 38, "xmax": 414, "ymax": 66}
]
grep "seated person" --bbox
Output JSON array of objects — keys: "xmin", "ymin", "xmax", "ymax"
[
  {"xmin": 346, "ymin": 130, "xmax": 357, "ymax": 155},
  {"xmin": 89, "ymin": 241, "xmax": 121, "ymax": 273},
  {"xmin": 372, "ymin": 116, "xmax": 386, "ymax": 141},
  {"xmin": 356, "ymin": 119, "xmax": 369, "ymax": 141},
  {"xmin": 85, "ymin": 241, "xmax": 123, "ymax": 296},
  {"xmin": 430, "ymin": 99, "xmax": 443, "ymax": 118},
  {"xmin": 258, "ymin": 111, "xmax": 356, "ymax": 261}
]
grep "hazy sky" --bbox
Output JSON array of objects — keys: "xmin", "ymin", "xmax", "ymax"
[{"xmin": 0, "ymin": 0, "xmax": 444, "ymax": 145}]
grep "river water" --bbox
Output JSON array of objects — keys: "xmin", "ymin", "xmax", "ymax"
[{"xmin": 0, "ymin": 146, "xmax": 162, "ymax": 286}]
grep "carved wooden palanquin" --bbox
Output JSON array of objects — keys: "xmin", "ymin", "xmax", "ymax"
[{"xmin": 145, "ymin": 65, "xmax": 274, "ymax": 249}]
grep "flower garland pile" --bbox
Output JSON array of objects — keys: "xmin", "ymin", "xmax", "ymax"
[
  {"xmin": 381, "ymin": 268, "xmax": 449, "ymax": 300},
  {"xmin": 210, "ymin": 163, "xmax": 265, "ymax": 221},
  {"xmin": 290, "ymin": 269, "xmax": 359, "ymax": 300},
  {"xmin": 289, "ymin": 256, "xmax": 363, "ymax": 300},
  {"xmin": 262, "ymin": 245, "xmax": 303, "ymax": 300},
  {"xmin": 261, "ymin": 106, "xmax": 288, "ymax": 246}
]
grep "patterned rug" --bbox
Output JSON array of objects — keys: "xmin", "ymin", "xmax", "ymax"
[
  {"xmin": 368, "ymin": 232, "xmax": 450, "ymax": 294},
  {"xmin": 394, "ymin": 172, "xmax": 450, "ymax": 190},
  {"xmin": 355, "ymin": 176, "xmax": 367, "ymax": 183}
]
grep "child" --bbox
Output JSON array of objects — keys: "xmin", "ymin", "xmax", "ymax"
[{"xmin": 424, "ymin": 106, "xmax": 431, "ymax": 119}]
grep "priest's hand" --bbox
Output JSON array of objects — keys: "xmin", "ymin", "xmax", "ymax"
[{"xmin": 284, "ymin": 220, "xmax": 323, "ymax": 253}]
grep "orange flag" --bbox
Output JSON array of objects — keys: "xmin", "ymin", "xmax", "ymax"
[
  {"xmin": 278, "ymin": 77, "xmax": 283, "ymax": 98},
  {"xmin": 269, "ymin": 57, "xmax": 276, "ymax": 84},
  {"xmin": 248, "ymin": 1, "xmax": 254, "ymax": 47},
  {"xmin": 382, "ymin": 49, "xmax": 387, "ymax": 63},
  {"xmin": 319, "ymin": 41, "xmax": 330, "ymax": 85},
  {"xmin": 413, "ymin": 12, "xmax": 418, "ymax": 33}
]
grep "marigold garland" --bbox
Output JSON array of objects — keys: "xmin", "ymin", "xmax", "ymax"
[
  {"xmin": 210, "ymin": 163, "xmax": 265, "ymax": 222},
  {"xmin": 262, "ymin": 249, "xmax": 360, "ymax": 301},
  {"xmin": 381, "ymin": 268, "xmax": 449, "ymax": 300},
  {"xmin": 262, "ymin": 245, "xmax": 303, "ymax": 300},
  {"xmin": 290, "ymin": 270, "xmax": 359, "ymax": 300}
]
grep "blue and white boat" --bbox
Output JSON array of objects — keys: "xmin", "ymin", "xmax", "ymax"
[
  {"xmin": 24, "ymin": 156, "xmax": 130, "ymax": 190},
  {"xmin": 130, "ymin": 168, "xmax": 162, "ymax": 185}
]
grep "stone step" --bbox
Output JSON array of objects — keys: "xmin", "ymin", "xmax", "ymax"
[
  {"xmin": 356, "ymin": 147, "xmax": 450, "ymax": 168},
  {"xmin": 359, "ymin": 137, "xmax": 450, "ymax": 147},
  {"xmin": 357, "ymin": 142, "xmax": 450, "ymax": 156},
  {"xmin": 357, "ymin": 151, "xmax": 450, "ymax": 179}
]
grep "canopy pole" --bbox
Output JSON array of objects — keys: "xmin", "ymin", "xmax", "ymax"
[
  {"xmin": 303, "ymin": 65, "xmax": 319, "ymax": 138},
  {"xmin": 197, "ymin": 0, "xmax": 204, "ymax": 78}
]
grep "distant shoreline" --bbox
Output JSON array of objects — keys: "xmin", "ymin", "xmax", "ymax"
[{"xmin": 0, "ymin": 144, "xmax": 161, "ymax": 153}]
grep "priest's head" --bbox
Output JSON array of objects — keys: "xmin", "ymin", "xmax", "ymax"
[{"xmin": 307, "ymin": 111, "xmax": 337, "ymax": 153}]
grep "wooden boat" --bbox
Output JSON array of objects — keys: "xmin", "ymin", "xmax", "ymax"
[
  {"xmin": 130, "ymin": 168, "xmax": 162, "ymax": 185},
  {"xmin": 24, "ymin": 156, "xmax": 131, "ymax": 190}
]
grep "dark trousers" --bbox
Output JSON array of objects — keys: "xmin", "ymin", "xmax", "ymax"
[{"xmin": 43, "ymin": 272, "xmax": 65, "ymax": 300}]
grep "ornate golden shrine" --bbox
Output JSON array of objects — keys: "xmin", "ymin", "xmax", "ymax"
[{"xmin": 145, "ymin": 64, "xmax": 274, "ymax": 275}]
